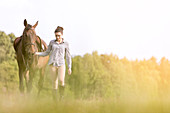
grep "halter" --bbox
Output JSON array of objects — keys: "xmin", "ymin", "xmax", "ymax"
[
  {"xmin": 24, "ymin": 43, "xmax": 36, "ymax": 47},
  {"xmin": 24, "ymin": 43, "xmax": 37, "ymax": 55}
]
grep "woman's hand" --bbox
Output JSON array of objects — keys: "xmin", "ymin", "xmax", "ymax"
[
  {"xmin": 34, "ymin": 52, "xmax": 38, "ymax": 55},
  {"xmin": 68, "ymin": 68, "xmax": 72, "ymax": 75}
]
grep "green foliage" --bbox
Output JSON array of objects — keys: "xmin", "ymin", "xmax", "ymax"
[
  {"xmin": 0, "ymin": 31, "xmax": 18, "ymax": 93},
  {"xmin": 0, "ymin": 31, "xmax": 15, "ymax": 63}
]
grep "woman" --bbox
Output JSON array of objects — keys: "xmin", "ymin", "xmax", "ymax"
[{"xmin": 35, "ymin": 26, "xmax": 72, "ymax": 99}]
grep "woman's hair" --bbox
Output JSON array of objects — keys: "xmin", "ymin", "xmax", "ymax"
[{"xmin": 54, "ymin": 26, "xmax": 64, "ymax": 34}]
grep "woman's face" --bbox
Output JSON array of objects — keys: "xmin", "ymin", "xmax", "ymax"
[{"xmin": 55, "ymin": 32, "xmax": 63, "ymax": 42}]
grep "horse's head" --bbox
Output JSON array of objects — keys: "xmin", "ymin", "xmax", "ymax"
[{"xmin": 22, "ymin": 19, "xmax": 38, "ymax": 68}]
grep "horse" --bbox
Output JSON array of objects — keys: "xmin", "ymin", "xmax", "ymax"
[{"xmin": 13, "ymin": 19, "xmax": 49, "ymax": 95}]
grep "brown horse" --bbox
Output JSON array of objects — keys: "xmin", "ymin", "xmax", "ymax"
[{"xmin": 13, "ymin": 19, "xmax": 49, "ymax": 95}]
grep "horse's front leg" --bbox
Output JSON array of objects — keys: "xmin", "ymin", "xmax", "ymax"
[
  {"xmin": 19, "ymin": 68, "xmax": 25, "ymax": 93},
  {"xmin": 27, "ymin": 70, "xmax": 34, "ymax": 93},
  {"xmin": 37, "ymin": 68, "xmax": 45, "ymax": 96},
  {"xmin": 24, "ymin": 70, "xmax": 29, "ymax": 90}
]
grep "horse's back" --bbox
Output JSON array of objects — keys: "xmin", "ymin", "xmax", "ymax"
[{"xmin": 13, "ymin": 36, "xmax": 22, "ymax": 52}]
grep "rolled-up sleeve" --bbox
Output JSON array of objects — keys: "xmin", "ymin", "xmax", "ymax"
[
  {"xmin": 65, "ymin": 42, "xmax": 72, "ymax": 69},
  {"xmin": 36, "ymin": 41, "xmax": 52, "ymax": 56}
]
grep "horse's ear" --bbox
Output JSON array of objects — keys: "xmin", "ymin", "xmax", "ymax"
[
  {"xmin": 24, "ymin": 19, "xmax": 27, "ymax": 27},
  {"xmin": 33, "ymin": 21, "xmax": 38, "ymax": 28}
]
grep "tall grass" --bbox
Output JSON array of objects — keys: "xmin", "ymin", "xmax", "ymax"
[{"xmin": 0, "ymin": 92, "xmax": 170, "ymax": 113}]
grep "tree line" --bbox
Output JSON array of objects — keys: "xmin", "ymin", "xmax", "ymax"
[{"xmin": 0, "ymin": 31, "xmax": 170, "ymax": 100}]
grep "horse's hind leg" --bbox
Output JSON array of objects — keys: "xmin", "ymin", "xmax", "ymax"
[{"xmin": 37, "ymin": 68, "xmax": 45, "ymax": 96}]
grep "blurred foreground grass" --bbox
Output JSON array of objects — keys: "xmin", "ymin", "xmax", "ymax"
[{"xmin": 0, "ymin": 93, "xmax": 170, "ymax": 113}]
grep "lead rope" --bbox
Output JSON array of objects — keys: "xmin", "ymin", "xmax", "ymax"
[{"xmin": 37, "ymin": 36, "xmax": 42, "ymax": 51}]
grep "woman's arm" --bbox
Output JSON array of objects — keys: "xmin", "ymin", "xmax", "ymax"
[{"xmin": 65, "ymin": 42, "xmax": 72, "ymax": 69}]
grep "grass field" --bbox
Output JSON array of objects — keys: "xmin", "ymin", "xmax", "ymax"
[{"xmin": 0, "ymin": 93, "xmax": 170, "ymax": 113}]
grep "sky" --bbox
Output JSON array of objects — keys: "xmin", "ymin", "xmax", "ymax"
[{"xmin": 1, "ymin": 0, "xmax": 170, "ymax": 61}]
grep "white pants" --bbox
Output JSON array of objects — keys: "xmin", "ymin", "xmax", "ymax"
[{"xmin": 50, "ymin": 65, "xmax": 65, "ymax": 89}]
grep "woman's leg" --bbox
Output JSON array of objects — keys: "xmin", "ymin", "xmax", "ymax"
[
  {"xmin": 50, "ymin": 65, "xmax": 58, "ymax": 89},
  {"xmin": 49, "ymin": 65, "xmax": 58, "ymax": 99},
  {"xmin": 58, "ymin": 65, "xmax": 66, "ymax": 86},
  {"xmin": 58, "ymin": 65, "xmax": 66, "ymax": 99}
]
